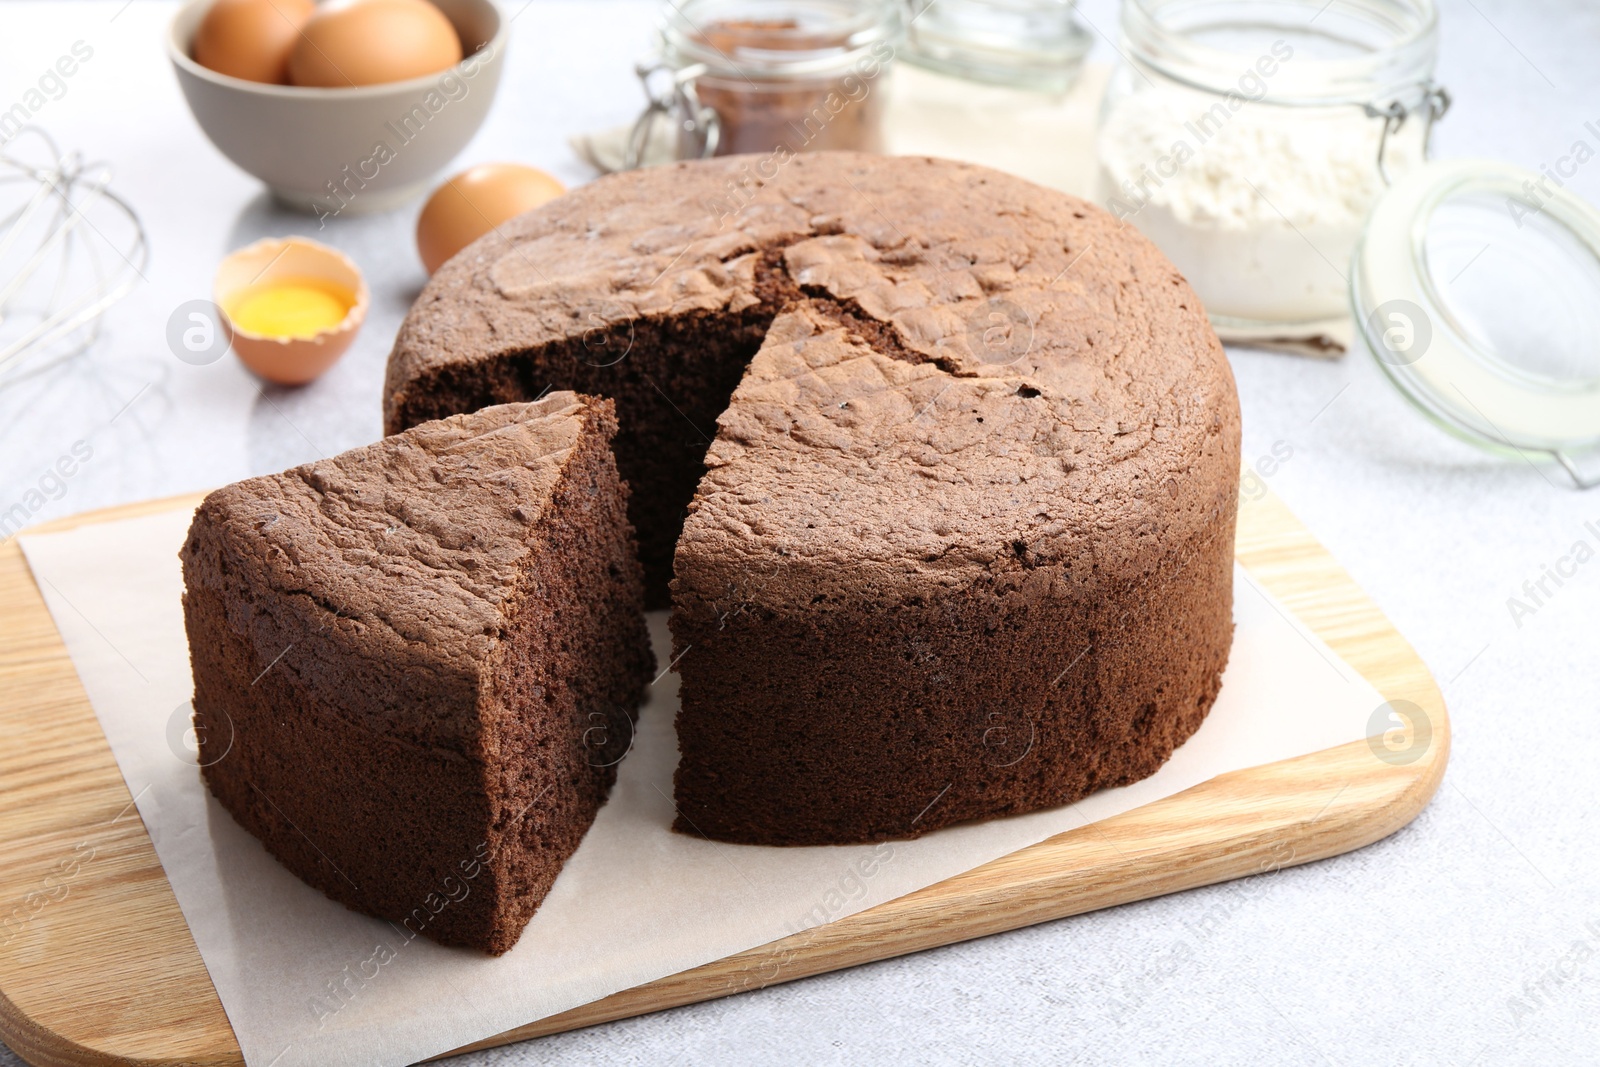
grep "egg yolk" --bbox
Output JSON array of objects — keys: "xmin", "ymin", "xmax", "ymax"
[{"xmin": 228, "ymin": 280, "xmax": 351, "ymax": 339}]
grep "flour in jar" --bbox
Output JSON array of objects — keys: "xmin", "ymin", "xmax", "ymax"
[{"xmin": 1096, "ymin": 87, "xmax": 1421, "ymax": 325}]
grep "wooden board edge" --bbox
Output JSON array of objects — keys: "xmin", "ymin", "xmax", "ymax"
[
  {"xmin": 0, "ymin": 988, "xmax": 99, "ymax": 1067},
  {"xmin": 0, "ymin": 528, "xmax": 244, "ymax": 1067},
  {"xmin": 0, "ymin": 984, "xmax": 223, "ymax": 1067},
  {"xmin": 0, "ymin": 486, "xmax": 1449, "ymax": 1067}
]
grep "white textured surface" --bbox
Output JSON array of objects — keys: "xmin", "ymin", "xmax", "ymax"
[{"xmin": 0, "ymin": 1, "xmax": 1597, "ymax": 1064}]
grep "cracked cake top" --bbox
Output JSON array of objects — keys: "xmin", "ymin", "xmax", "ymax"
[
  {"xmin": 387, "ymin": 154, "xmax": 1229, "ymax": 430},
  {"xmin": 385, "ymin": 153, "xmax": 1239, "ymax": 605}
]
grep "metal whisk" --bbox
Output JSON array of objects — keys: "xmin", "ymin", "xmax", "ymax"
[{"xmin": 0, "ymin": 127, "xmax": 148, "ymax": 387}]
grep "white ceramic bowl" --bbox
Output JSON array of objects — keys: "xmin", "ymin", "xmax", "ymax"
[{"xmin": 168, "ymin": 0, "xmax": 506, "ymax": 216}]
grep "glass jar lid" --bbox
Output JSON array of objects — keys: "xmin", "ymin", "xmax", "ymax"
[
  {"xmin": 902, "ymin": 0, "xmax": 1091, "ymax": 93},
  {"xmin": 1352, "ymin": 158, "xmax": 1600, "ymax": 487}
]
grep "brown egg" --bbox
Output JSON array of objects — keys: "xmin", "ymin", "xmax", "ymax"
[
  {"xmin": 416, "ymin": 164, "xmax": 567, "ymax": 275},
  {"xmin": 192, "ymin": 0, "xmax": 315, "ymax": 84},
  {"xmin": 288, "ymin": 0, "xmax": 463, "ymax": 88}
]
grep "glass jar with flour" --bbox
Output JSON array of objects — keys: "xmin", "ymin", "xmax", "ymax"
[{"xmin": 1095, "ymin": 0, "xmax": 1447, "ymax": 347}]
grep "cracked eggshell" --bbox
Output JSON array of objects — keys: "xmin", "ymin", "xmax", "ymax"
[{"xmin": 214, "ymin": 236, "xmax": 369, "ymax": 386}]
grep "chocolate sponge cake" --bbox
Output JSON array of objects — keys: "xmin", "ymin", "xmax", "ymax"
[
  {"xmin": 181, "ymin": 395, "xmax": 653, "ymax": 952},
  {"xmin": 672, "ymin": 305, "xmax": 1235, "ymax": 843},
  {"xmin": 386, "ymin": 153, "xmax": 1239, "ymax": 844}
]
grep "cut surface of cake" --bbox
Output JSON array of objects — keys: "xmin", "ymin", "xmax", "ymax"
[
  {"xmin": 385, "ymin": 153, "xmax": 1240, "ymax": 845},
  {"xmin": 181, "ymin": 394, "xmax": 653, "ymax": 951}
]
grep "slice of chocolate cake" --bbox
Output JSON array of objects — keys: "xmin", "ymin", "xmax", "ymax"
[{"xmin": 180, "ymin": 394, "xmax": 653, "ymax": 953}]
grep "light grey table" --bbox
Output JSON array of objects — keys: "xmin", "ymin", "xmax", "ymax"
[{"xmin": 1, "ymin": 1, "xmax": 1596, "ymax": 1064}]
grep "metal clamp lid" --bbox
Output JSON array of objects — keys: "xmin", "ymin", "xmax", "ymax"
[
  {"xmin": 1364, "ymin": 84, "xmax": 1452, "ymax": 186},
  {"xmin": 624, "ymin": 61, "xmax": 721, "ymax": 171}
]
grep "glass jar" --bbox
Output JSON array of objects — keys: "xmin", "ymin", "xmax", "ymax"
[
  {"xmin": 900, "ymin": 0, "xmax": 1088, "ymax": 92},
  {"xmin": 1352, "ymin": 158, "xmax": 1600, "ymax": 487},
  {"xmin": 643, "ymin": 0, "xmax": 903, "ymax": 163},
  {"xmin": 1095, "ymin": 0, "xmax": 1445, "ymax": 339},
  {"xmin": 884, "ymin": 0, "xmax": 1096, "ymax": 195}
]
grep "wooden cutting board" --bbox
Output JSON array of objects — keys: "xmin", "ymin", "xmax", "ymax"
[{"xmin": 0, "ymin": 486, "xmax": 1447, "ymax": 1067}]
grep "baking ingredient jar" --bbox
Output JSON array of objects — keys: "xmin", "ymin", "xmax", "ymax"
[
  {"xmin": 1095, "ymin": 0, "xmax": 1447, "ymax": 339},
  {"xmin": 886, "ymin": 0, "xmax": 1096, "ymax": 195},
  {"xmin": 638, "ymin": 0, "xmax": 903, "ymax": 164}
]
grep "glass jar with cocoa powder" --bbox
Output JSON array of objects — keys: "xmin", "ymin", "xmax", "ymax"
[{"xmin": 650, "ymin": 0, "xmax": 903, "ymax": 160}]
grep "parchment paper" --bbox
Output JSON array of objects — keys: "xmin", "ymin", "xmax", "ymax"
[{"xmin": 18, "ymin": 506, "xmax": 1386, "ymax": 1067}]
